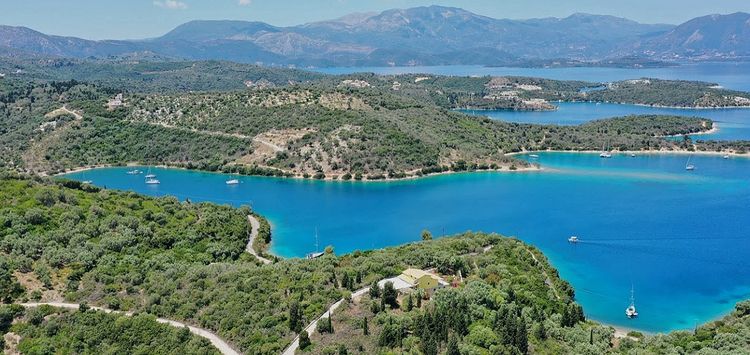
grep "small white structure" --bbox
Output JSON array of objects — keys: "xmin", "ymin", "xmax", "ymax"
[
  {"xmin": 107, "ymin": 93, "xmax": 124, "ymax": 109},
  {"xmin": 378, "ymin": 276, "xmax": 414, "ymax": 292},
  {"xmin": 379, "ymin": 268, "xmax": 448, "ymax": 297}
]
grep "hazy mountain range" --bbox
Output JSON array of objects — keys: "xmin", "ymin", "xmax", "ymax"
[{"xmin": 1, "ymin": 6, "xmax": 749, "ymax": 67}]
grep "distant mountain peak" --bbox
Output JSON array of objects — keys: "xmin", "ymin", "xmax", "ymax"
[{"xmin": 1, "ymin": 7, "xmax": 748, "ymax": 65}]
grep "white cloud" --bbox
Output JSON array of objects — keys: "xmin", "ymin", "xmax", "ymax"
[
  {"xmin": 154, "ymin": 0, "xmax": 188, "ymax": 10},
  {"xmin": 238, "ymin": 0, "xmax": 252, "ymax": 5}
]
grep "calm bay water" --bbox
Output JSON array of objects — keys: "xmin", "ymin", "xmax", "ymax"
[
  {"xmin": 459, "ymin": 102, "xmax": 750, "ymax": 141},
  {"xmin": 313, "ymin": 62, "xmax": 750, "ymax": 91},
  {"xmin": 65, "ymin": 153, "xmax": 750, "ymax": 333}
]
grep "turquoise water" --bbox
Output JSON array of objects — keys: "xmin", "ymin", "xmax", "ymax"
[
  {"xmin": 459, "ymin": 102, "xmax": 750, "ymax": 141},
  {"xmin": 65, "ymin": 153, "xmax": 750, "ymax": 333},
  {"xmin": 314, "ymin": 62, "xmax": 750, "ymax": 91}
]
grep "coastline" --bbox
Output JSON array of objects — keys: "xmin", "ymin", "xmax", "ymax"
[
  {"xmin": 562, "ymin": 100, "xmax": 750, "ymax": 110},
  {"xmin": 55, "ymin": 161, "xmax": 542, "ymax": 182},
  {"xmin": 661, "ymin": 124, "xmax": 718, "ymax": 138},
  {"xmin": 54, "ymin": 144, "xmax": 748, "ymax": 184},
  {"xmin": 508, "ymin": 148, "xmax": 749, "ymax": 158},
  {"xmin": 459, "ymin": 100, "xmax": 750, "ymax": 112},
  {"xmin": 596, "ymin": 321, "xmax": 648, "ymax": 339}
]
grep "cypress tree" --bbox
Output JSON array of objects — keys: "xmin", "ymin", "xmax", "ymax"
[
  {"xmin": 516, "ymin": 317, "xmax": 528, "ymax": 354},
  {"xmin": 383, "ymin": 281, "xmax": 398, "ymax": 308},
  {"xmin": 446, "ymin": 335, "xmax": 460, "ymax": 355},
  {"xmin": 406, "ymin": 294, "xmax": 413, "ymax": 311},
  {"xmin": 289, "ymin": 301, "xmax": 302, "ymax": 333},
  {"xmin": 362, "ymin": 316, "xmax": 369, "ymax": 335},
  {"xmin": 298, "ymin": 331, "xmax": 311, "ymax": 350},
  {"xmin": 369, "ymin": 282, "xmax": 380, "ymax": 298},
  {"xmin": 534, "ymin": 321, "xmax": 547, "ymax": 340}
]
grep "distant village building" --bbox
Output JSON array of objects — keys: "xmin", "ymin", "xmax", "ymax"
[
  {"xmin": 244, "ymin": 79, "xmax": 275, "ymax": 89},
  {"xmin": 378, "ymin": 268, "xmax": 448, "ymax": 297},
  {"xmin": 106, "ymin": 93, "xmax": 124, "ymax": 110},
  {"xmin": 338, "ymin": 79, "xmax": 371, "ymax": 89}
]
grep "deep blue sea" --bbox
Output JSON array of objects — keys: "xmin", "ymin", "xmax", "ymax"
[
  {"xmin": 459, "ymin": 102, "xmax": 750, "ymax": 141},
  {"xmin": 65, "ymin": 153, "xmax": 750, "ymax": 333},
  {"xmin": 313, "ymin": 62, "xmax": 750, "ymax": 91}
]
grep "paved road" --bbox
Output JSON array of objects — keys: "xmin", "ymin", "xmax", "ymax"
[
  {"xmin": 247, "ymin": 215, "xmax": 273, "ymax": 264},
  {"xmin": 19, "ymin": 302, "xmax": 240, "ymax": 355},
  {"xmin": 281, "ymin": 288, "xmax": 369, "ymax": 355}
]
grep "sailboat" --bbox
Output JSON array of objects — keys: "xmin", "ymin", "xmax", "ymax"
[
  {"xmin": 145, "ymin": 167, "xmax": 156, "ymax": 179},
  {"xmin": 226, "ymin": 179, "xmax": 240, "ymax": 185},
  {"xmin": 80, "ymin": 170, "xmax": 93, "ymax": 184},
  {"xmin": 599, "ymin": 141, "xmax": 612, "ymax": 158},
  {"xmin": 145, "ymin": 175, "xmax": 160, "ymax": 185},
  {"xmin": 685, "ymin": 156, "xmax": 695, "ymax": 171},
  {"xmin": 306, "ymin": 228, "xmax": 324, "ymax": 259},
  {"xmin": 625, "ymin": 286, "xmax": 639, "ymax": 319}
]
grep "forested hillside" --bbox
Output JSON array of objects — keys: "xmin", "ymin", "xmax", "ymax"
[
  {"xmin": 0, "ymin": 172, "xmax": 576, "ymax": 353},
  {"xmin": 0, "ymin": 78, "xmax": 729, "ymax": 179},
  {"xmin": 2, "ymin": 173, "xmax": 749, "ymax": 354},
  {"xmin": 0, "ymin": 57, "xmax": 324, "ymax": 93},
  {"xmin": 586, "ymin": 79, "xmax": 750, "ymax": 108}
]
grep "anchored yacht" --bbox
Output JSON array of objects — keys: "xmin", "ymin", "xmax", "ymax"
[{"xmin": 626, "ymin": 286, "xmax": 639, "ymax": 319}]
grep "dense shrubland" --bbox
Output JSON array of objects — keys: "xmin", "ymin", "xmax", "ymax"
[
  {"xmin": 0, "ymin": 305, "xmax": 220, "ymax": 354},
  {"xmin": 586, "ymin": 79, "xmax": 750, "ymax": 108}
]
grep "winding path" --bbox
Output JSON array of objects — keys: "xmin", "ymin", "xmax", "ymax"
[
  {"xmin": 281, "ymin": 288, "xmax": 369, "ymax": 355},
  {"xmin": 19, "ymin": 303, "xmax": 240, "ymax": 355},
  {"xmin": 247, "ymin": 215, "xmax": 273, "ymax": 264},
  {"xmin": 15, "ymin": 218, "xmax": 271, "ymax": 354},
  {"xmin": 524, "ymin": 247, "xmax": 561, "ymax": 300}
]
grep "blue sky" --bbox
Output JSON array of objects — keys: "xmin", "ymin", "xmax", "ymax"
[{"xmin": 2, "ymin": 0, "xmax": 749, "ymax": 39}]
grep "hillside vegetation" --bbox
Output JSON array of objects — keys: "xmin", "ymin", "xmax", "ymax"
[
  {"xmin": 585, "ymin": 79, "xmax": 750, "ymax": 108},
  {"xmin": 0, "ymin": 305, "xmax": 220, "ymax": 354},
  {"xmin": 2, "ymin": 72, "xmax": 745, "ymax": 179},
  {"xmin": 2, "ymin": 173, "xmax": 750, "ymax": 354},
  {"xmin": 0, "ymin": 57, "xmax": 324, "ymax": 93},
  {"xmin": 335, "ymin": 74, "xmax": 750, "ymax": 110},
  {"xmin": 123, "ymin": 86, "xmax": 713, "ymax": 179},
  {"xmin": 0, "ymin": 173, "xmax": 577, "ymax": 353}
]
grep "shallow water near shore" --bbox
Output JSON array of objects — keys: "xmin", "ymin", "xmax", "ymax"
[{"xmin": 65, "ymin": 153, "xmax": 750, "ymax": 333}]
